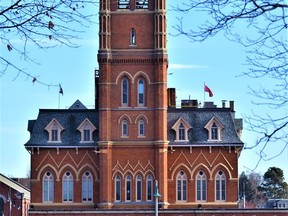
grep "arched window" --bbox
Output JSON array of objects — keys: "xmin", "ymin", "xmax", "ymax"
[
  {"xmin": 146, "ymin": 175, "xmax": 153, "ymax": 201},
  {"xmin": 63, "ymin": 171, "xmax": 73, "ymax": 202},
  {"xmin": 138, "ymin": 119, "xmax": 145, "ymax": 136},
  {"xmin": 125, "ymin": 175, "xmax": 132, "ymax": 201},
  {"xmin": 176, "ymin": 171, "xmax": 187, "ymax": 201},
  {"xmin": 43, "ymin": 171, "xmax": 54, "ymax": 202},
  {"xmin": 122, "ymin": 78, "xmax": 129, "ymax": 106},
  {"xmin": 196, "ymin": 171, "xmax": 207, "ymax": 202},
  {"xmin": 122, "ymin": 119, "xmax": 129, "ymax": 136},
  {"xmin": 216, "ymin": 171, "xmax": 226, "ymax": 201},
  {"xmin": 136, "ymin": 175, "xmax": 142, "ymax": 201},
  {"xmin": 211, "ymin": 122, "xmax": 218, "ymax": 140},
  {"xmin": 82, "ymin": 171, "xmax": 93, "ymax": 202},
  {"xmin": 131, "ymin": 28, "xmax": 136, "ymax": 45},
  {"xmin": 115, "ymin": 175, "xmax": 121, "ymax": 202},
  {"xmin": 138, "ymin": 79, "xmax": 144, "ymax": 106}
]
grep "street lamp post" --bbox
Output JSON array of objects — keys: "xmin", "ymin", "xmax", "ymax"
[{"xmin": 153, "ymin": 180, "xmax": 161, "ymax": 216}]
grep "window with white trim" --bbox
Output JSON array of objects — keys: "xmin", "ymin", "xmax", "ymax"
[
  {"xmin": 215, "ymin": 171, "xmax": 226, "ymax": 201},
  {"xmin": 138, "ymin": 119, "xmax": 145, "ymax": 137},
  {"xmin": 115, "ymin": 175, "xmax": 121, "ymax": 202},
  {"xmin": 63, "ymin": 171, "xmax": 73, "ymax": 202},
  {"xmin": 196, "ymin": 171, "xmax": 207, "ymax": 202},
  {"xmin": 204, "ymin": 117, "xmax": 224, "ymax": 141},
  {"xmin": 122, "ymin": 78, "xmax": 129, "ymax": 106},
  {"xmin": 82, "ymin": 171, "xmax": 93, "ymax": 202},
  {"xmin": 77, "ymin": 119, "xmax": 96, "ymax": 143},
  {"xmin": 176, "ymin": 171, "xmax": 187, "ymax": 202},
  {"xmin": 136, "ymin": 175, "xmax": 142, "ymax": 201},
  {"xmin": 122, "ymin": 119, "xmax": 129, "ymax": 137},
  {"xmin": 43, "ymin": 171, "xmax": 54, "ymax": 202},
  {"xmin": 172, "ymin": 117, "xmax": 192, "ymax": 142},
  {"xmin": 125, "ymin": 175, "xmax": 132, "ymax": 201},
  {"xmin": 137, "ymin": 79, "xmax": 144, "ymax": 106},
  {"xmin": 146, "ymin": 175, "xmax": 153, "ymax": 201},
  {"xmin": 45, "ymin": 118, "xmax": 64, "ymax": 143}
]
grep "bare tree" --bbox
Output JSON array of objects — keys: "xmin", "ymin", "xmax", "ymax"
[
  {"xmin": 1, "ymin": 0, "xmax": 97, "ymax": 87},
  {"xmin": 172, "ymin": 0, "xmax": 288, "ymax": 167}
]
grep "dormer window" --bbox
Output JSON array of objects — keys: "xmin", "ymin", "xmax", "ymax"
[
  {"xmin": 204, "ymin": 117, "xmax": 224, "ymax": 141},
  {"xmin": 77, "ymin": 118, "xmax": 96, "ymax": 143},
  {"xmin": 172, "ymin": 117, "xmax": 192, "ymax": 142},
  {"xmin": 45, "ymin": 118, "xmax": 64, "ymax": 143}
]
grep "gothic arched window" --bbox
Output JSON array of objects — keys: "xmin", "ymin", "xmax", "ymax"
[
  {"xmin": 216, "ymin": 171, "xmax": 226, "ymax": 201},
  {"xmin": 122, "ymin": 78, "xmax": 129, "ymax": 106},
  {"xmin": 138, "ymin": 79, "xmax": 144, "ymax": 106},
  {"xmin": 196, "ymin": 171, "xmax": 207, "ymax": 202},
  {"xmin": 176, "ymin": 171, "xmax": 187, "ymax": 201},
  {"xmin": 63, "ymin": 171, "xmax": 73, "ymax": 202},
  {"xmin": 43, "ymin": 171, "xmax": 54, "ymax": 202},
  {"xmin": 82, "ymin": 171, "xmax": 93, "ymax": 202}
]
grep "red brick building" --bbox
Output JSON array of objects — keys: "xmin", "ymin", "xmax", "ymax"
[
  {"xmin": 24, "ymin": 0, "xmax": 288, "ymax": 215},
  {"xmin": 0, "ymin": 173, "xmax": 30, "ymax": 216}
]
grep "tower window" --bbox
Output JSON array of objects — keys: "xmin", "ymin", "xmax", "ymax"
[
  {"xmin": 136, "ymin": 0, "xmax": 148, "ymax": 9},
  {"xmin": 131, "ymin": 28, "xmax": 136, "ymax": 45},
  {"xmin": 122, "ymin": 119, "xmax": 129, "ymax": 137},
  {"xmin": 138, "ymin": 79, "xmax": 144, "ymax": 106},
  {"xmin": 118, "ymin": 0, "xmax": 130, "ymax": 9},
  {"xmin": 138, "ymin": 119, "xmax": 145, "ymax": 137},
  {"xmin": 122, "ymin": 78, "xmax": 129, "ymax": 106}
]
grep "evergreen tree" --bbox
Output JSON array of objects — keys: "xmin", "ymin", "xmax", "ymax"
[{"xmin": 258, "ymin": 167, "xmax": 288, "ymax": 199}]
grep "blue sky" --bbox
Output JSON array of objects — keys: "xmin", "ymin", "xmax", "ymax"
[{"xmin": 1, "ymin": 2, "xmax": 287, "ymax": 180}]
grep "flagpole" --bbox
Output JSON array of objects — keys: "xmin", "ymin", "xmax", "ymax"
[
  {"xmin": 58, "ymin": 92, "xmax": 60, "ymax": 109},
  {"xmin": 203, "ymin": 82, "xmax": 206, "ymax": 105}
]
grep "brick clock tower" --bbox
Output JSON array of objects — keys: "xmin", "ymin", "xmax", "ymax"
[{"xmin": 97, "ymin": 0, "xmax": 169, "ymax": 209}]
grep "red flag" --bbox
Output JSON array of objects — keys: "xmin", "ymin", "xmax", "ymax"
[{"xmin": 204, "ymin": 84, "xmax": 213, "ymax": 97}]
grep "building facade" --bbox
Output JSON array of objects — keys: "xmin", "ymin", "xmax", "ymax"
[
  {"xmin": 23, "ymin": 0, "xmax": 288, "ymax": 215},
  {"xmin": 0, "ymin": 173, "xmax": 30, "ymax": 216}
]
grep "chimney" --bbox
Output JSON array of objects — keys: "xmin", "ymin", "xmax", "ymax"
[
  {"xmin": 229, "ymin": 101, "xmax": 234, "ymax": 111},
  {"xmin": 222, "ymin": 100, "xmax": 227, "ymax": 108}
]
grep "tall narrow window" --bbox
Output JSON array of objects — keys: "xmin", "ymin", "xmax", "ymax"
[
  {"xmin": 125, "ymin": 175, "xmax": 132, "ymax": 201},
  {"xmin": 216, "ymin": 171, "xmax": 226, "ymax": 201},
  {"xmin": 43, "ymin": 171, "xmax": 54, "ymax": 202},
  {"xmin": 122, "ymin": 78, "xmax": 129, "ymax": 105},
  {"xmin": 196, "ymin": 171, "xmax": 207, "ymax": 201},
  {"xmin": 82, "ymin": 171, "xmax": 93, "ymax": 202},
  {"xmin": 84, "ymin": 129, "xmax": 90, "ymax": 141},
  {"xmin": 122, "ymin": 119, "xmax": 128, "ymax": 136},
  {"xmin": 211, "ymin": 122, "xmax": 218, "ymax": 140},
  {"xmin": 63, "ymin": 171, "xmax": 73, "ymax": 202},
  {"xmin": 146, "ymin": 175, "xmax": 153, "ymax": 201},
  {"xmin": 138, "ymin": 119, "xmax": 145, "ymax": 136},
  {"xmin": 136, "ymin": 175, "xmax": 142, "ymax": 201},
  {"xmin": 178, "ymin": 123, "xmax": 185, "ymax": 140},
  {"xmin": 176, "ymin": 171, "xmax": 187, "ymax": 201},
  {"xmin": 115, "ymin": 175, "xmax": 121, "ymax": 202},
  {"xmin": 131, "ymin": 28, "xmax": 136, "ymax": 45},
  {"xmin": 51, "ymin": 123, "xmax": 58, "ymax": 141},
  {"xmin": 138, "ymin": 79, "xmax": 144, "ymax": 106}
]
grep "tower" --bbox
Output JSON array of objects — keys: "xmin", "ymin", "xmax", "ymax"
[{"xmin": 97, "ymin": 0, "xmax": 169, "ymax": 209}]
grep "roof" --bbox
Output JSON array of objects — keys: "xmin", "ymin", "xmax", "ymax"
[
  {"xmin": 167, "ymin": 107, "xmax": 243, "ymax": 146},
  {"xmin": 25, "ymin": 100, "xmax": 243, "ymax": 148},
  {"xmin": 25, "ymin": 100, "xmax": 99, "ymax": 148},
  {"xmin": 0, "ymin": 173, "xmax": 30, "ymax": 199}
]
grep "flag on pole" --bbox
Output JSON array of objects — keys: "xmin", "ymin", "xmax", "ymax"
[
  {"xmin": 59, "ymin": 84, "xmax": 64, "ymax": 95},
  {"xmin": 204, "ymin": 84, "xmax": 213, "ymax": 97}
]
